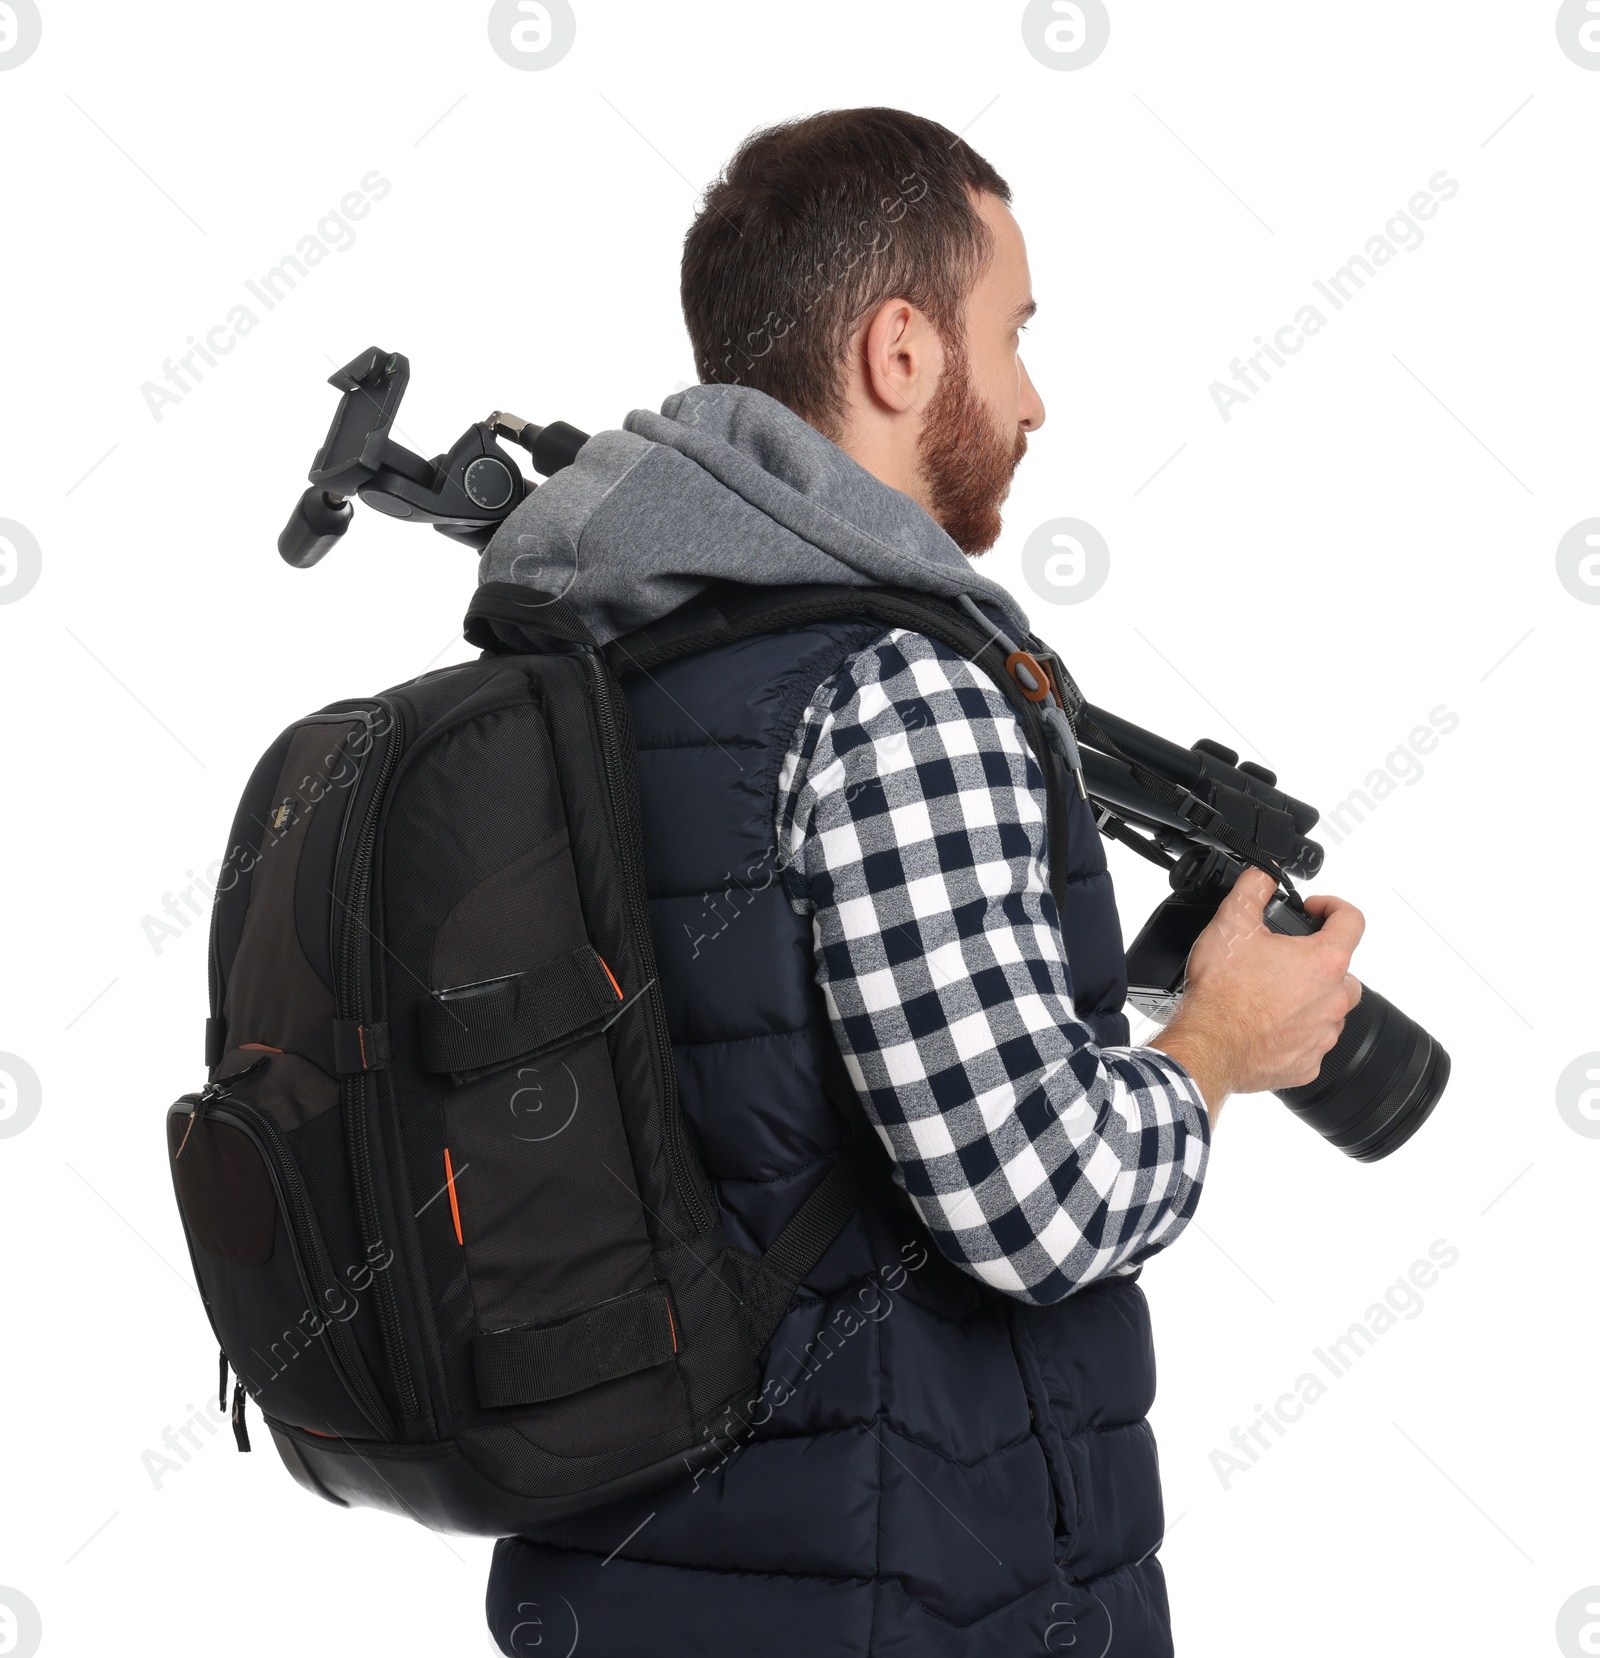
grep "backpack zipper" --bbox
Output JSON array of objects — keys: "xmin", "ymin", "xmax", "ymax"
[
  {"xmin": 334, "ymin": 701, "xmax": 420, "ymax": 1419},
  {"xmin": 586, "ymin": 655, "xmax": 713, "ymax": 1234}
]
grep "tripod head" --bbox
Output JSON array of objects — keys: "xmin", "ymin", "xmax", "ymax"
[{"xmin": 277, "ymin": 347, "xmax": 590, "ymax": 568}]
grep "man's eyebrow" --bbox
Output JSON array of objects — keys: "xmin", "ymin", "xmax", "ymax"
[{"xmin": 1011, "ymin": 298, "xmax": 1038, "ymax": 325}]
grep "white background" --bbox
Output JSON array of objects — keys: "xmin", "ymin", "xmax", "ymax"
[{"xmin": 1, "ymin": 3, "xmax": 1596, "ymax": 1654}]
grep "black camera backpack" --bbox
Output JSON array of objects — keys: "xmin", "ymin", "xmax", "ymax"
[
  {"xmin": 164, "ymin": 586, "xmax": 897, "ymax": 1534},
  {"xmin": 164, "ymin": 580, "xmax": 1081, "ymax": 1534}
]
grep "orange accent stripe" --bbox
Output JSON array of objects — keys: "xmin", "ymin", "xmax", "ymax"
[
  {"xmin": 357, "ymin": 1026, "xmax": 368, "ymax": 1068},
  {"xmin": 598, "ymin": 956, "xmax": 623, "ymax": 1000},
  {"xmin": 664, "ymin": 1296, "xmax": 679, "ymax": 1353},
  {"xmin": 443, "ymin": 1148, "xmax": 464, "ymax": 1246}
]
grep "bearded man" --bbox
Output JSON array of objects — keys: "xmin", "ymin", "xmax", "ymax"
[{"xmin": 483, "ymin": 107, "xmax": 1361, "ymax": 1658}]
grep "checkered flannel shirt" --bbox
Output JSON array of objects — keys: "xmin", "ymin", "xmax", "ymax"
[{"xmin": 775, "ymin": 627, "xmax": 1211, "ymax": 1306}]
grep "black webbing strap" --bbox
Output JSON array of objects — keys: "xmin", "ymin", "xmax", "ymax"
[
  {"xmin": 734, "ymin": 1132, "xmax": 890, "ymax": 1352},
  {"xmin": 473, "ymin": 1284, "xmax": 679, "ymax": 1409},
  {"xmin": 418, "ymin": 946, "xmax": 623, "ymax": 1082},
  {"xmin": 1094, "ymin": 806, "xmax": 1179, "ymax": 872}
]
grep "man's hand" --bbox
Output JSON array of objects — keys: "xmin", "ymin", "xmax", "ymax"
[{"xmin": 1149, "ymin": 868, "xmax": 1364, "ymax": 1127}]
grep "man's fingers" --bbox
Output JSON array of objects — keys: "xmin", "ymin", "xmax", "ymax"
[
  {"xmin": 1304, "ymin": 893, "xmax": 1366, "ymax": 955},
  {"xmin": 1344, "ymin": 973, "xmax": 1363, "ymax": 1012}
]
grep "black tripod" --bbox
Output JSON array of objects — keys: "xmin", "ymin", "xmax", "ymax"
[{"xmin": 276, "ymin": 347, "xmax": 1449, "ymax": 1162}]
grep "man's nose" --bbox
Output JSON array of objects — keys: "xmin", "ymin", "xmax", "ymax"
[{"xmin": 1019, "ymin": 359, "xmax": 1045, "ymax": 432}]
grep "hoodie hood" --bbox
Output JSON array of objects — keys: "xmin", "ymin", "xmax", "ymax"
[{"xmin": 477, "ymin": 382, "xmax": 1032, "ymax": 643}]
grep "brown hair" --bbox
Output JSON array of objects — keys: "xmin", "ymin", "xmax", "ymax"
[{"xmin": 680, "ymin": 108, "xmax": 1011, "ymax": 436}]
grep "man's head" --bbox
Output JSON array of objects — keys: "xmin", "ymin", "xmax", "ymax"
[{"xmin": 681, "ymin": 108, "xmax": 1044, "ymax": 554}]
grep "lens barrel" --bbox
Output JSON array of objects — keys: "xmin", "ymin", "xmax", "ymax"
[{"xmin": 1274, "ymin": 984, "xmax": 1450, "ymax": 1161}]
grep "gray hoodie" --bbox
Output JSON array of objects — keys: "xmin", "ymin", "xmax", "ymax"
[{"xmin": 478, "ymin": 382, "xmax": 1031, "ymax": 643}]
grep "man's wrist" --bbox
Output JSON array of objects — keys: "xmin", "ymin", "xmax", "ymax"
[{"xmin": 1150, "ymin": 1003, "xmax": 1235, "ymax": 1128}]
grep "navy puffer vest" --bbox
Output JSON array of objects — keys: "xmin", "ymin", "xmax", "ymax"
[{"xmin": 488, "ymin": 618, "xmax": 1173, "ymax": 1656}]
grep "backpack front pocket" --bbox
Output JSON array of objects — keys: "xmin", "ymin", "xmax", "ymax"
[{"xmin": 167, "ymin": 1054, "xmax": 395, "ymax": 1442}]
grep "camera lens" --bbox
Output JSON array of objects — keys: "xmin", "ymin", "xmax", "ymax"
[{"xmin": 1274, "ymin": 985, "xmax": 1450, "ymax": 1161}]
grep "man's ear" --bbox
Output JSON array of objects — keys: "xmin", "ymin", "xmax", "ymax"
[{"xmin": 859, "ymin": 297, "xmax": 943, "ymax": 416}]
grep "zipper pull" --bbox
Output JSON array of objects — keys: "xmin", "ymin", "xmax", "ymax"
[
  {"xmin": 173, "ymin": 1102, "xmax": 202, "ymax": 1163},
  {"xmin": 231, "ymin": 1378, "xmax": 252, "ymax": 1452},
  {"xmin": 204, "ymin": 1054, "xmax": 271, "ymax": 1099},
  {"xmin": 176, "ymin": 1055, "xmax": 274, "ymax": 1162},
  {"xmin": 219, "ymin": 1349, "xmax": 229, "ymax": 1414},
  {"xmin": 174, "ymin": 1080, "xmax": 224, "ymax": 1163}
]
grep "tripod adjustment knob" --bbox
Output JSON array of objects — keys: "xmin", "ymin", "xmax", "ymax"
[{"xmin": 463, "ymin": 456, "xmax": 516, "ymax": 511}]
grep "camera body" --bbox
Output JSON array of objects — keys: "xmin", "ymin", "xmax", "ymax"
[
  {"xmin": 1124, "ymin": 846, "xmax": 1315, "ymax": 1022},
  {"xmin": 1127, "ymin": 847, "xmax": 1449, "ymax": 1162}
]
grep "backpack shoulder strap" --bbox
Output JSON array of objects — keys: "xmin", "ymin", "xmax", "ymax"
[
  {"xmin": 462, "ymin": 582, "xmax": 598, "ymax": 653},
  {"xmin": 605, "ymin": 581, "xmax": 1079, "ymax": 906},
  {"xmin": 603, "ymin": 581, "xmax": 994, "ymax": 674}
]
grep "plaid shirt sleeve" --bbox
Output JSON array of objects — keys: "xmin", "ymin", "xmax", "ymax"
[{"xmin": 774, "ymin": 627, "xmax": 1211, "ymax": 1306}]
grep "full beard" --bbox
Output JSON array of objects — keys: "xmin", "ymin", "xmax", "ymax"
[{"xmin": 916, "ymin": 341, "xmax": 1028, "ymax": 556}]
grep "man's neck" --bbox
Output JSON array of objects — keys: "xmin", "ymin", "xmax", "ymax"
[{"xmin": 821, "ymin": 417, "xmax": 935, "ymax": 522}]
